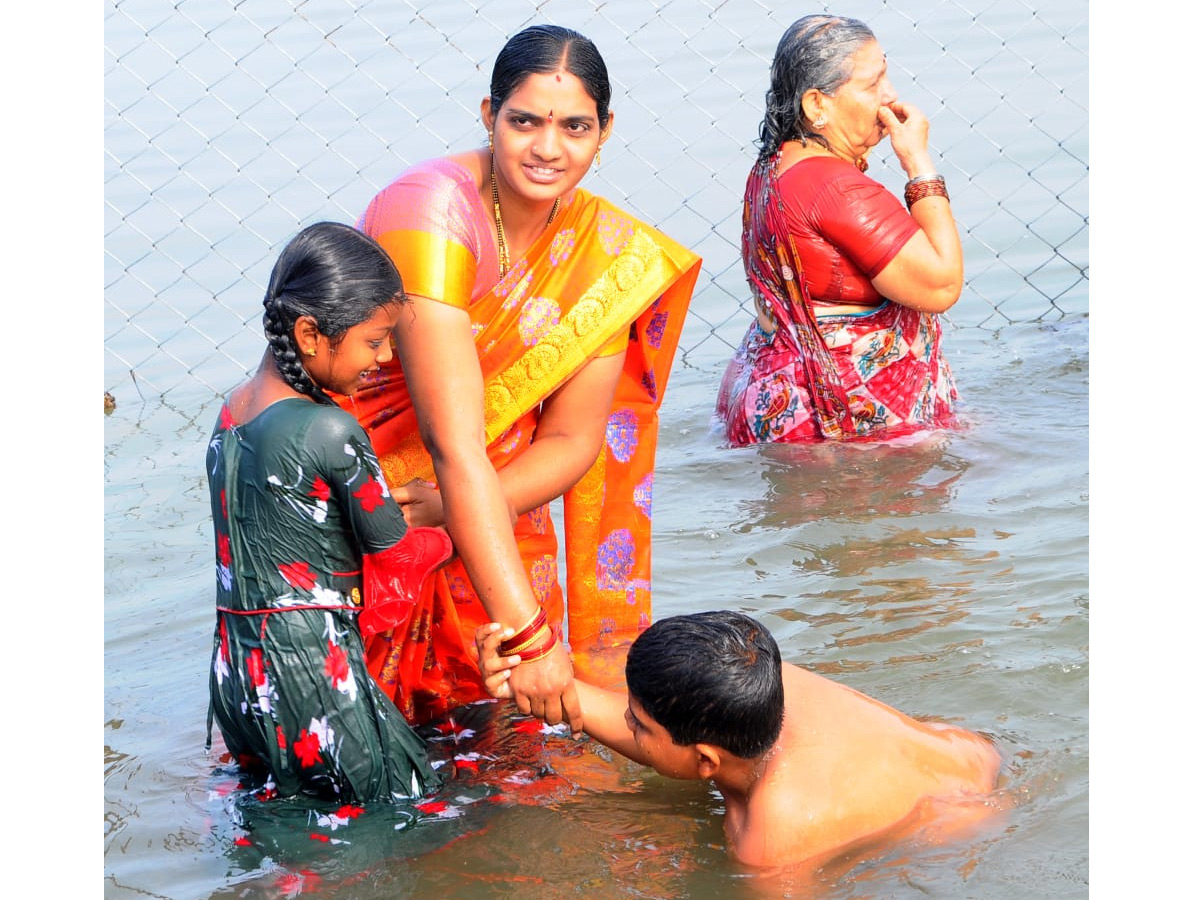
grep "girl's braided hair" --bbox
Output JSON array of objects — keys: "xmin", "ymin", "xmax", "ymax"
[{"xmin": 261, "ymin": 221, "xmax": 404, "ymax": 403}]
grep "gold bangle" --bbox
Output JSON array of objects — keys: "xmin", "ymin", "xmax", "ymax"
[
  {"xmin": 503, "ymin": 623, "xmax": 555, "ymax": 657},
  {"xmin": 498, "ymin": 607, "xmax": 547, "ymax": 656},
  {"xmin": 519, "ymin": 635, "xmax": 559, "ymax": 663}
]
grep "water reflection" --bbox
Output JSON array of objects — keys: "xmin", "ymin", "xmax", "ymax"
[
  {"xmin": 736, "ymin": 435, "xmax": 968, "ymax": 530},
  {"xmin": 721, "ymin": 437, "xmax": 1010, "ymax": 671},
  {"xmin": 202, "ymin": 699, "xmax": 717, "ymax": 899}
]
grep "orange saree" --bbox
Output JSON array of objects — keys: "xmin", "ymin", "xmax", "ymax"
[{"xmin": 343, "ymin": 160, "xmax": 700, "ymax": 723}]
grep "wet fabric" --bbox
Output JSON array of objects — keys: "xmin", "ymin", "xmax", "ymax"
[
  {"xmin": 715, "ymin": 153, "xmax": 957, "ymax": 444},
  {"xmin": 206, "ymin": 398, "xmax": 439, "ymax": 802},
  {"xmin": 341, "ymin": 160, "xmax": 701, "ymax": 723}
]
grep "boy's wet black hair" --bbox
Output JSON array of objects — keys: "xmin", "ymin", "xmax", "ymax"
[{"xmin": 625, "ymin": 610, "xmax": 785, "ymax": 759}]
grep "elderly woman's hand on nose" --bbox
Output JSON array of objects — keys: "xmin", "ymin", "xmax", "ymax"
[{"xmin": 879, "ymin": 101, "xmax": 936, "ymax": 178}]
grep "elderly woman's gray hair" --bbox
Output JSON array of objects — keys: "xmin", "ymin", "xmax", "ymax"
[{"xmin": 757, "ymin": 15, "xmax": 877, "ymax": 158}]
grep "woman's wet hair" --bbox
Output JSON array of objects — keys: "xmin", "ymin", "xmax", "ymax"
[
  {"xmin": 758, "ymin": 14, "xmax": 876, "ymax": 158},
  {"xmin": 626, "ymin": 610, "xmax": 784, "ymax": 759},
  {"xmin": 490, "ymin": 24, "xmax": 612, "ymax": 128},
  {"xmin": 261, "ymin": 221, "xmax": 404, "ymax": 403}
]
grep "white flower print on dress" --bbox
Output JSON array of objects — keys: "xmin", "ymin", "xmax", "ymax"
[{"xmin": 267, "ymin": 467, "xmax": 328, "ymax": 525}]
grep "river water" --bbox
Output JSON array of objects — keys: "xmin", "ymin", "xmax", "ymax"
[{"xmin": 104, "ymin": 316, "xmax": 1088, "ymax": 899}]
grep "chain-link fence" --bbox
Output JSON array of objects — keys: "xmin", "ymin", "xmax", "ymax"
[{"xmin": 104, "ymin": 0, "xmax": 1088, "ymax": 405}]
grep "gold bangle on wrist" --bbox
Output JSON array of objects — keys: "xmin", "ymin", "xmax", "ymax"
[
  {"xmin": 499, "ymin": 607, "xmax": 547, "ymax": 656},
  {"xmin": 504, "ymin": 622, "xmax": 555, "ymax": 656},
  {"xmin": 519, "ymin": 633, "xmax": 559, "ymax": 663}
]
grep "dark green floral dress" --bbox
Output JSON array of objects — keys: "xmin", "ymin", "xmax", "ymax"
[{"xmin": 206, "ymin": 397, "xmax": 439, "ymax": 802}]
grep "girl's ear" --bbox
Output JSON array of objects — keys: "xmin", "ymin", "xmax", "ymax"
[
  {"xmin": 293, "ymin": 315, "xmax": 321, "ymax": 358},
  {"xmin": 481, "ymin": 96, "xmax": 495, "ymax": 134}
]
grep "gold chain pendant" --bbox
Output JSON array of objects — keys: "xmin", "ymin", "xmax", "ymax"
[{"xmin": 490, "ymin": 155, "xmax": 560, "ymax": 278}]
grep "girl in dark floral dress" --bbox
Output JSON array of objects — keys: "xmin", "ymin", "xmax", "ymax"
[{"xmin": 206, "ymin": 222, "xmax": 450, "ymax": 802}]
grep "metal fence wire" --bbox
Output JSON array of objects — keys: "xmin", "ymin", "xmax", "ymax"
[{"xmin": 104, "ymin": 0, "xmax": 1088, "ymax": 404}]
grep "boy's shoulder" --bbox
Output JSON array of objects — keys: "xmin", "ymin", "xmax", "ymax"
[{"xmin": 728, "ymin": 778, "xmax": 820, "ymax": 868}]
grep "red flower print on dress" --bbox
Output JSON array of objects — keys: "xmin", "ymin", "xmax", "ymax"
[
  {"xmin": 309, "ymin": 477, "xmax": 331, "ymax": 503},
  {"xmin": 514, "ymin": 717, "xmax": 547, "ymax": 735},
  {"xmin": 415, "ymin": 799, "xmax": 448, "ymax": 815},
  {"xmin": 217, "ymin": 533, "xmax": 231, "ymax": 568},
  {"xmin": 246, "ymin": 648, "xmax": 273, "ymax": 713},
  {"xmin": 294, "ymin": 729, "xmax": 322, "ymax": 767},
  {"xmin": 219, "ymin": 405, "xmax": 235, "ymax": 430},
  {"xmin": 279, "ymin": 561, "xmax": 317, "ymax": 591},
  {"xmin": 324, "ymin": 641, "xmax": 350, "ymax": 687},
  {"xmin": 247, "ymin": 649, "xmax": 266, "ymax": 688},
  {"xmin": 353, "ymin": 478, "xmax": 385, "ymax": 512},
  {"xmin": 276, "ymin": 725, "xmax": 287, "ymax": 750},
  {"xmin": 334, "ymin": 804, "xmax": 364, "ymax": 821}
]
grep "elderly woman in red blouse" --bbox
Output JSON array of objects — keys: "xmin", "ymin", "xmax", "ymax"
[{"xmin": 715, "ymin": 14, "xmax": 963, "ymax": 444}]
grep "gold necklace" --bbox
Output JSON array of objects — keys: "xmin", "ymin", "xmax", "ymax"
[{"xmin": 490, "ymin": 156, "xmax": 560, "ymax": 277}]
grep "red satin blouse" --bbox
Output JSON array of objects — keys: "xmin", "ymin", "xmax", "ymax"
[{"xmin": 776, "ymin": 156, "xmax": 919, "ymax": 307}]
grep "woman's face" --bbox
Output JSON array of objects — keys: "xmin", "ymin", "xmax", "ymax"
[
  {"xmin": 484, "ymin": 70, "xmax": 611, "ymax": 205},
  {"xmin": 819, "ymin": 39, "xmax": 898, "ymax": 159}
]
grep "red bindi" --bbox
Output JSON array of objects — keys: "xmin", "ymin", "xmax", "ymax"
[{"xmin": 555, "ymin": 74, "xmax": 562, "ymax": 82}]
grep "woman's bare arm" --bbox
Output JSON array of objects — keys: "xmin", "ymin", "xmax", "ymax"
[
  {"xmin": 871, "ymin": 102, "xmax": 963, "ymax": 313},
  {"xmin": 394, "ymin": 295, "xmax": 580, "ymax": 731}
]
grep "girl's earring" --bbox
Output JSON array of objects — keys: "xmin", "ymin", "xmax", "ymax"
[
  {"xmin": 813, "ymin": 117, "xmax": 827, "ymax": 129},
  {"xmin": 488, "ymin": 131, "xmax": 494, "ymax": 152},
  {"xmin": 595, "ymin": 145, "xmax": 602, "ymax": 167},
  {"xmin": 306, "ymin": 348, "xmax": 317, "ymax": 357}
]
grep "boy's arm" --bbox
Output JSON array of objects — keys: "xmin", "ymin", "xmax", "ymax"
[
  {"xmin": 474, "ymin": 624, "xmax": 652, "ymax": 766},
  {"xmin": 571, "ymin": 680, "xmax": 653, "ymax": 766}
]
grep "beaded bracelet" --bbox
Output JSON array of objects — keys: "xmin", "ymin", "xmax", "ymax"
[{"xmin": 904, "ymin": 174, "xmax": 949, "ymax": 210}]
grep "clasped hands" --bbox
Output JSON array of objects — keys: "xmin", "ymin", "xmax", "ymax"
[{"xmin": 475, "ymin": 621, "xmax": 583, "ymax": 737}]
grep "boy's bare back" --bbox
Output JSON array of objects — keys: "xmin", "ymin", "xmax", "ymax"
[{"xmin": 726, "ymin": 663, "xmax": 1001, "ymax": 868}]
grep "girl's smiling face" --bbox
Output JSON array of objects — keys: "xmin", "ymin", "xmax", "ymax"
[{"xmin": 304, "ymin": 301, "xmax": 403, "ymax": 396}]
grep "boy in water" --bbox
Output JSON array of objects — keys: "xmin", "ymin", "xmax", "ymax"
[{"xmin": 476, "ymin": 609, "xmax": 1002, "ymax": 869}]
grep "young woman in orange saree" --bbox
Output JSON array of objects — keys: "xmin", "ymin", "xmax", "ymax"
[{"xmin": 339, "ymin": 26, "xmax": 700, "ymax": 729}]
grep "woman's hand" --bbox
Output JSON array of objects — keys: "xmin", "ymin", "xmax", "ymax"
[
  {"xmin": 473, "ymin": 622, "xmax": 521, "ymax": 699},
  {"xmin": 391, "ymin": 478, "xmax": 445, "ymax": 528},
  {"xmin": 506, "ymin": 640, "xmax": 583, "ymax": 735},
  {"xmin": 878, "ymin": 101, "xmax": 935, "ymax": 179}
]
